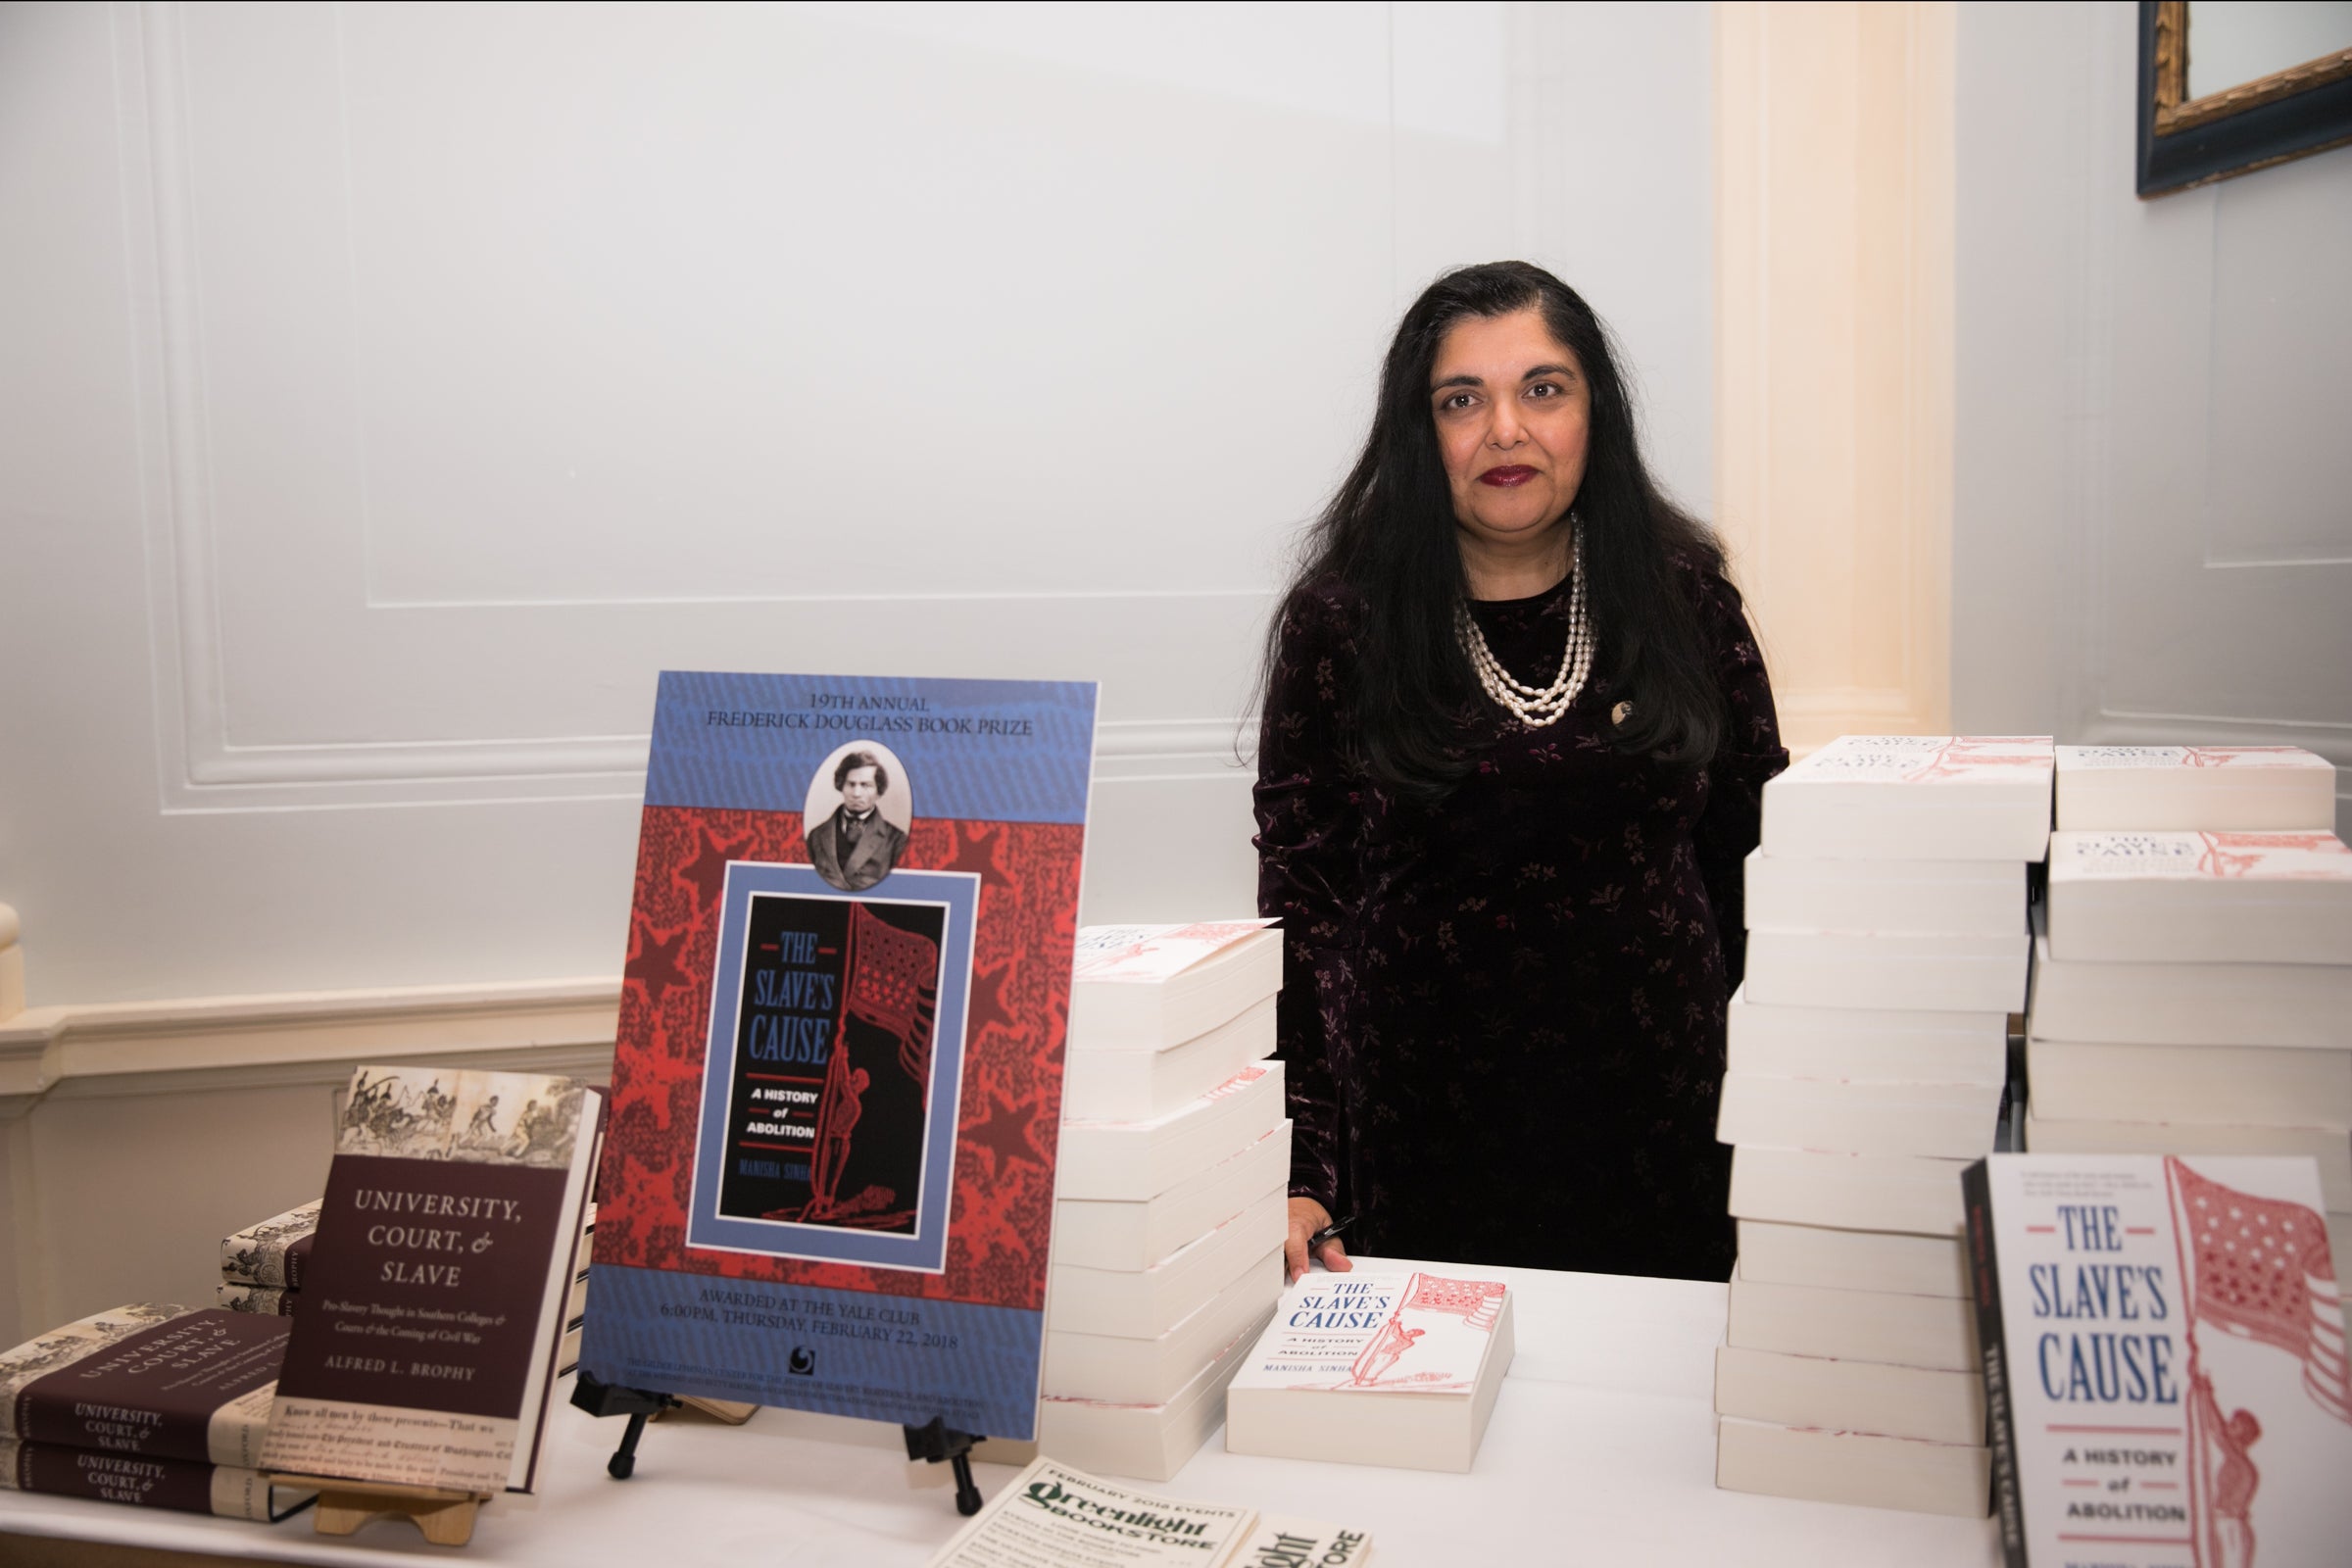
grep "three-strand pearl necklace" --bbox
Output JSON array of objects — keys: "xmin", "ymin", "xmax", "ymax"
[{"xmin": 1455, "ymin": 534, "xmax": 1592, "ymax": 730}]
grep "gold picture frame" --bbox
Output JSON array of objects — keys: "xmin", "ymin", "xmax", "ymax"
[{"xmin": 2138, "ymin": 0, "xmax": 2352, "ymax": 194}]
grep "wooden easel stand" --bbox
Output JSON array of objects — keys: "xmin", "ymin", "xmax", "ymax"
[{"xmin": 266, "ymin": 1472, "xmax": 493, "ymax": 1546}]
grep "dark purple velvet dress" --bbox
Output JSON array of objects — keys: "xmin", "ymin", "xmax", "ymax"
[{"xmin": 1254, "ymin": 561, "xmax": 1787, "ymax": 1281}]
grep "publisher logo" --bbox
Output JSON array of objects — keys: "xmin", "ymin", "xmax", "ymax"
[{"xmin": 787, "ymin": 1347, "xmax": 816, "ymax": 1376}]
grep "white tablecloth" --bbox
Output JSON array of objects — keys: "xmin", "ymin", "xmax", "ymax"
[{"xmin": 0, "ymin": 1259, "xmax": 2001, "ymax": 1564}]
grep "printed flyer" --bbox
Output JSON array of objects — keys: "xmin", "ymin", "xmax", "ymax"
[{"xmin": 583, "ymin": 672, "xmax": 1097, "ymax": 1439}]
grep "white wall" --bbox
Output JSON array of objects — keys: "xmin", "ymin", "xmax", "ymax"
[
  {"xmin": 0, "ymin": 2, "xmax": 1714, "ymax": 1339},
  {"xmin": 1952, "ymin": 1, "xmax": 2352, "ymax": 829},
  {"xmin": 0, "ymin": 1, "xmax": 1715, "ymax": 1009}
]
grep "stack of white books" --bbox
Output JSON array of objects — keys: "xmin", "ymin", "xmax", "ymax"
[
  {"xmin": 2030, "ymin": 745, "xmax": 2351, "ymax": 1283},
  {"xmin": 997, "ymin": 923, "xmax": 1291, "ymax": 1481},
  {"xmin": 1712, "ymin": 734, "xmax": 2053, "ymax": 1517}
]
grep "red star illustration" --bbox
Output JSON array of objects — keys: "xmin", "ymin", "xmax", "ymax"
[
  {"xmin": 942, "ymin": 822, "xmax": 1009, "ymax": 889},
  {"xmin": 964, "ymin": 958, "xmax": 1018, "ymax": 1046},
  {"xmin": 674, "ymin": 827, "xmax": 752, "ymax": 912},
  {"xmin": 626, "ymin": 923, "xmax": 694, "ymax": 1003},
  {"xmin": 962, "ymin": 1087, "xmax": 1047, "ymax": 1180},
  {"xmin": 955, "ymin": 1200, "xmax": 1034, "ymax": 1277}
]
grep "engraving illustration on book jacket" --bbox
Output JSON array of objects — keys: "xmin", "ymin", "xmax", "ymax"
[
  {"xmin": 339, "ymin": 1066, "xmax": 585, "ymax": 1167},
  {"xmin": 2165, "ymin": 1158, "xmax": 2348, "ymax": 1567},
  {"xmin": 0, "ymin": 1305, "xmax": 185, "ymax": 1419},
  {"xmin": 220, "ymin": 1202, "xmax": 320, "ymax": 1289},
  {"xmin": 2193, "ymin": 832, "xmax": 2347, "ymax": 880}
]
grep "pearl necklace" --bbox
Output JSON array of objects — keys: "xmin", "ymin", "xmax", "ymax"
[{"xmin": 1455, "ymin": 539, "xmax": 1592, "ymax": 729}]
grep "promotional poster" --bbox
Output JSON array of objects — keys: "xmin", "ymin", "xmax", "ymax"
[{"xmin": 583, "ymin": 672, "xmax": 1098, "ymax": 1440}]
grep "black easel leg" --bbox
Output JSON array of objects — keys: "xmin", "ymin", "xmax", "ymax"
[
  {"xmin": 904, "ymin": 1416, "xmax": 988, "ymax": 1515},
  {"xmin": 570, "ymin": 1372, "xmax": 678, "ymax": 1482},
  {"xmin": 609, "ymin": 1410, "xmax": 650, "ymax": 1480}
]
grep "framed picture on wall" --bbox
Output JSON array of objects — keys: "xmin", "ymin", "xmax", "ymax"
[{"xmin": 2137, "ymin": 0, "xmax": 2352, "ymax": 195}]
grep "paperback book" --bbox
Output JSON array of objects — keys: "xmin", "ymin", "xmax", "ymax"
[
  {"xmin": 1744, "ymin": 849, "xmax": 2026, "ymax": 937},
  {"xmin": 260, "ymin": 1065, "xmax": 601, "ymax": 1494},
  {"xmin": 1758, "ymin": 735, "xmax": 2054, "ymax": 861},
  {"xmin": 1224, "ymin": 1270, "xmax": 1514, "ymax": 1472},
  {"xmin": 1044, "ymin": 1246, "xmax": 1284, "ymax": 1406},
  {"xmin": 2024, "ymin": 1038, "xmax": 2352, "ymax": 1131},
  {"xmin": 1963, "ymin": 1152, "xmax": 2352, "ymax": 1567},
  {"xmin": 2026, "ymin": 931, "xmax": 2352, "ymax": 1051},
  {"xmin": 583, "ymin": 672, "xmax": 1097, "ymax": 1442},
  {"xmin": 2054, "ymin": 746, "xmax": 2336, "ymax": 833},
  {"xmin": 1729, "ymin": 1144, "xmax": 1972, "ymax": 1238},
  {"xmin": 2044, "ymin": 830, "xmax": 2352, "ymax": 964},
  {"xmin": 1716, "ymin": 1414, "xmax": 1990, "ymax": 1518},
  {"xmin": 1066, "ymin": 921, "xmax": 1281, "ymax": 1051}
]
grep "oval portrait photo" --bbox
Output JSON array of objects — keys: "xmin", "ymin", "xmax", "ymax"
[{"xmin": 804, "ymin": 740, "xmax": 913, "ymax": 893}]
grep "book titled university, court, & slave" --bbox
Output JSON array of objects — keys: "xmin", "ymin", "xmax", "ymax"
[
  {"xmin": 581, "ymin": 672, "xmax": 1098, "ymax": 1441},
  {"xmin": 1964, "ymin": 1152, "xmax": 2352, "ymax": 1567},
  {"xmin": 0, "ymin": 1302, "xmax": 312, "ymax": 1520},
  {"xmin": 258, "ymin": 1066, "xmax": 602, "ymax": 1494}
]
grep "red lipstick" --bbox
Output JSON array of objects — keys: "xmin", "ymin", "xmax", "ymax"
[{"xmin": 1479, "ymin": 466, "xmax": 1538, "ymax": 487}]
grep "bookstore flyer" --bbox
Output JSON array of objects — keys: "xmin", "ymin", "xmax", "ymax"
[{"xmin": 583, "ymin": 672, "xmax": 1098, "ymax": 1440}]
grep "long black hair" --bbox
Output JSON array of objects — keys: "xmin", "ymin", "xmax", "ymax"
[{"xmin": 1266, "ymin": 261, "xmax": 1727, "ymax": 799}]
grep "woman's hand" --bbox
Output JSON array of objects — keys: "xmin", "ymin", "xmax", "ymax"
[{"xmin": 1285, "ymin": 1197, "xmax": 1352, "ymax": 1284}]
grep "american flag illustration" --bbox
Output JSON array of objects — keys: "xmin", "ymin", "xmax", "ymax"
[
  {"xmin": 1401, "ymin": 1274, "xmax": 1507, "ymax": 1332},
  {"xmin": 843, "ymin": 902, "xmax": 939, "ymax": 1083},
  {"xmin": 2170, "ymin": 1157, "xmax": 2349, "ymax": 1424}
]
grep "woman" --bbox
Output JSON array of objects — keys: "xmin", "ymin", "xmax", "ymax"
[{"xmin": 1256, "ymin": 262, "xmax": 1786, "ymax": 1285}]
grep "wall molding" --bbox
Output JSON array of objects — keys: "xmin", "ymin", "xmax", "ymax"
[
  {"xmin": 0, "ymin": 976, "xmax": 621, "ymax": 1110},
  {"xmin": 114, "ymin": 3, "xmax": 1282, "ymax": 813},
  {"xmin": 1714, "ymin": 1, "xmax": 1956, "ymax": 753}
]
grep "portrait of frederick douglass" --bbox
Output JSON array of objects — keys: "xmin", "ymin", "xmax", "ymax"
[{"xmin": 805, "ymin": 743, "xmax": 911, "ymax": 893}]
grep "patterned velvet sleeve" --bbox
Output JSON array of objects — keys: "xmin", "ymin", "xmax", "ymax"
[
  {"xmin": 1252, "ymin": 582, "xmax": 1365, "ymax": 1216},
  {"xmin": 1690, "ymin": 567, "xmax": 1788, "ymax": 991}
]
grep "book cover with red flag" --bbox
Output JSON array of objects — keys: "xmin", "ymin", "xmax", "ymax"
[
  {"xmin": 582, "ymin": 672, "xmax": 1097, "ymax": 1440},
  {"xmin": 1965, "ymin": 1152, "xmax": 2352, "ymax": 1567}
]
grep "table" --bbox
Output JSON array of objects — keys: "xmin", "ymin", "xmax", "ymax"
[{"xmin": 0, "ymin": 1260, "xmax": 2001, "ymax": 1564}]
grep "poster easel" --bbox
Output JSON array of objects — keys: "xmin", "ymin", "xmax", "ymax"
[{"xmin": 573, "ymin": 1372, "xmax": 986, "ymax": 1515}]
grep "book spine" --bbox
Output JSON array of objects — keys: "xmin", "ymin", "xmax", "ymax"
[
  {"xmin": 217, "ymin": 1283, "xmax": 298, "ymax": 1316},
  {"xmin": 282, "ymin": 1233, "xmax": 312, "ymax": 1292},
  {"xmin": 1961, "ymin": 1159, "xmax": 2025, "ymax": 1568},
  {"xmin": 7, "ymin": 1440, "xmax": 230, "ymax": 1515},
  {"xmin": 14, "ymin": 1392, "xmax": 217, "ymax": 1464}
]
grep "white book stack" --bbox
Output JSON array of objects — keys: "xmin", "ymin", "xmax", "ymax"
[
  {"xmin": 2029, "ymin": 745, "xmax": 2352, "ymax": 1289},
  {"xmin": 992, "ymin": 923, "xmax": 1291, "ymax": 1482},
  {"xmin": 1713, "ymin": 735, "xmax": 2052, "ymax": 1517}
]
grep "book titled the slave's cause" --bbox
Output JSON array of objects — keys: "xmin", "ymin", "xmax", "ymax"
[
  {"xmin": 1225, "ymin": 1270, "xmax": 1515, "ymax": 1472},
  {"xmin": 1964, "ymin": 1152, "xmax": 2352, "ymax": 1568},
  {"xmin": 581, "ymin": 672, "xmax": 1098, "ymax": 1441},
  {"xmin": 259, "ymin": 1066, "xmax": 602, "ymax": 1494}
]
